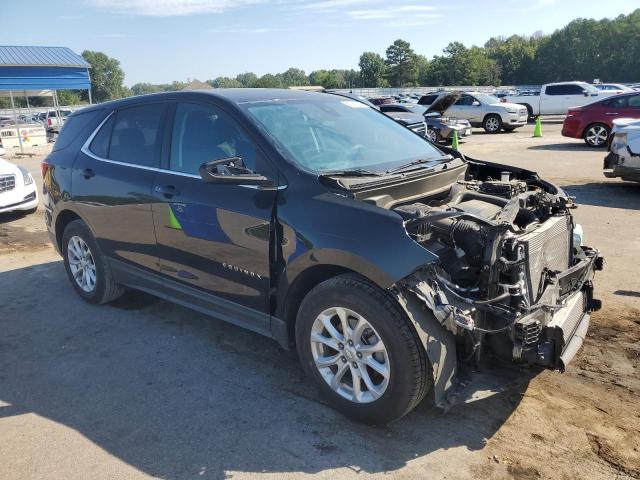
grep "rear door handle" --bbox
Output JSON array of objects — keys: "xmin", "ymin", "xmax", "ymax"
[
  {"xmin": 155, "ymin": 185, "xmax": 180, "ymax": 198},
  {"xmin": 82, "ymin": 168, "xmax": 95, "ymax": 179},
  {"xmin": 605, "ymin": 112, "xmax": 619, "ymax": 115}
]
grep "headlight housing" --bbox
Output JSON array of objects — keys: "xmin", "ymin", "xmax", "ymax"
[
  {"xmin": 505, "ymin": 107, "xmax": 517, "ymax": 114},
  {"xmin": 573, "ymin": 224, "xmax": 584, "ymax": 247},
  {"xmin": 17, "ymin": 165, "xmax": 34, "ymax": 186}
]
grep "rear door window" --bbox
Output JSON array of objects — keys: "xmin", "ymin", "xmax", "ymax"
[
  {"xmin": 53, "ymin": 109, "xmax": 103, "ymax": 152},
  {"xmin": 108, "ymin": 103, "xmax": 166, "ymax": 168},
  {"xmin": 456, "ymin": 94, "xmax": 475, "ymax": 106},
  {"xmin": 628, "ymin": 95, "xmax": 640, "ymax": 108},
  {"xmin": 545, "ymin": 85, "xmax": 566, "ymax": 95},
  {"xmin": 88, "ymin": 114, "xmax": 114, "ymax": 158}
]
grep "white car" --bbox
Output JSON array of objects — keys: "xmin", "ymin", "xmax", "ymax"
[
  {"xmin": 604, "ymin": 118, "xmax": 640, "ymax": 183},
  {"xmin": 594, "ymin": 83, "xmax": 635, "ymax": 94},
  {"xmin": 504, "ymin": 81, "xmax": 616, "ymax": 117},
  {"xmin": 0, "ymin": 157, "xmax": 38, "ymax": 214}
]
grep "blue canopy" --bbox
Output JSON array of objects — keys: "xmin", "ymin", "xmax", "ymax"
[{"xmin": 0, "ymin": 46, "xmax": 91, "ymax": 91}]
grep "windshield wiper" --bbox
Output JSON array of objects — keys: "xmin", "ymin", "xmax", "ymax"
[
  {"xmin": 318, "ymin": 168, "xmax": 383, "ymax": 178},
  {"xmin": 386, "ymin": 155, "xmax": 453, "ymax": 174}
]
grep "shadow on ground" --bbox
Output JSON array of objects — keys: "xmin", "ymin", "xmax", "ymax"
[
  {"xmin": 0, "ymin": 211, "xmax": 32, "ymax": 225},
  {"xmin": 527, "ymin": 142, "xmax": 595, "ymax": 152},
  {"xmin": 0, "ymin": 261, "xmax": 527, "ymax": 479},
  {"xmin": 562, "ymin": 181, "xmax": 640, "ymax": 210}
]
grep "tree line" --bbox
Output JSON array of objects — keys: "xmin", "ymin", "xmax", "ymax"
[{"xmin": 2, "ymin": 9, "xmax": 638, "ymax": 109}]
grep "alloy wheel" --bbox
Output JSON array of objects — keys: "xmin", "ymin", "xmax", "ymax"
[
  {"xmin": 310, "ymin": 306, "xmax": 390, "ymax": 403},
  {"xmin": 67, "ymin": 236, "xmax": 97, "ymax": 293},
  {"xmin": 585, "ymin": 125, "xmax": 608, "ymax": 146},
  {"xmin": 485, "ymin": 117, "xmax": 500, "ymax": 132},
  {"xmin": 426, "ymin": 128, "xmax": 438, "ymax": 143}
]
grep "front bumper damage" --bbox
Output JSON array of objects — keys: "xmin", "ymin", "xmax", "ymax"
[
  {"xmin": 604, "ymin": 152, "xmax": 640, "ymax": 182},
  {"xmin": 393, "ymin": 246, "xmax": 603, "ymax": 410}
]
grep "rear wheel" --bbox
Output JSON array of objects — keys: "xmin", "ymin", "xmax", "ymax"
[
  {"xmin": 583, "ymin": 123, "xmax": 610, "ymax": 147},
  {"xmin": 62, "ymin": 219, "xmax": 125, "ymax": 304},
  {"xmin": 296, "ymin": 275, "xmax": 430, "ymax": 424},
  {"xmin": 483, "ymin": 114, "xmax": 502, "ymax": 133}
]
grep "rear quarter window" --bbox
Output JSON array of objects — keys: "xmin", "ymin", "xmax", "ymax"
[{"xmin": 52, "ymin": 109, "xmax": 104, "ymax": 152}]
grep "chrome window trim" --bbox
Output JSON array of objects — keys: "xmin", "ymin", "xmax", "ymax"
[{"xmin": 80, "ymin": 109, "xmax": 283, "ymax": 187}]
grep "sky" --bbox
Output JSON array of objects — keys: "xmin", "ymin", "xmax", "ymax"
[{"xmin": 3, "ymin": 0, "xmax": 638, "ymax": 86}]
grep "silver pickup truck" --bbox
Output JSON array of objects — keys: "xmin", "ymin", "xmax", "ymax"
[{"xmin": 419, "ymin": 92, "xmax": 528, "ymax": 133}]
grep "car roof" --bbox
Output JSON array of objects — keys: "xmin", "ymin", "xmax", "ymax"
[
  {"xmin": 546, "ymin": 81, "xmax": 590, "ymax": 86},
  {"xmin": 79, "ymin": 88, "xmax": 336, "ymax": 114}
]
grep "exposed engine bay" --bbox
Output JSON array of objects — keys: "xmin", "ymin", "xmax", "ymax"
[{"xmin": 326, "ymin": 152, "xmax": 604, "ymax": 408}]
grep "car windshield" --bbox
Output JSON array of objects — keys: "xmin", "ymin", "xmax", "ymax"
[
  {"xmin": 582, "ymin": 84, "xmax": 600, "ymax": 93},
  {"xmin": 474, "ymin": 93, "xmax": 501, "ymax": 104},
  {"xmin": 243, "ymin": 97, "xmax": 445, "ymax": 174}
]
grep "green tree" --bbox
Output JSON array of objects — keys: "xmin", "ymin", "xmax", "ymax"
[
  {"xmin": 131, "ymin": 83, "xmax": 163, "ymax": 96},
  {"xmin": 236, "ymin": 72, "xmax": 258, "ymax": 87},
  {"xmin": 485, "ymin": 35, "xmax": 541, "ymax": 84},
  {"xmin": 57, "ymin": 90, "xmax": 83, "ymax": 105},
  {"xmin": 278, "ymin": 68, "xmax": 309, "ymax": 87},
  {"xmin": 424, "ymin": 42, "xmax": 500, "ymax": 86},
  {"xmin": 415, "ymin": 55, "xmax": 430, "ymax": 86},
  {"xmin": 254, "ymin": 74, "xmax": 282, "ymax": 88},
  {"xmin": 209, "ymin": 77, "xmax": 243, "ymax": 88},
  {"xmin": 359, "ymin": 52, "xmax": 387, "ymax": 87},
  {"xmin": 385, "ymin": 39, "xmax": 419, "ymax": 87},
  {"xmin": 81, "ymin": 50, "xmax": 129, "ymax": 102}
]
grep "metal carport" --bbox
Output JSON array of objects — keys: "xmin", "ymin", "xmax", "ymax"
[{"xmin": 0, "ymin": 46, "xmax": 91, "ymax": 155}]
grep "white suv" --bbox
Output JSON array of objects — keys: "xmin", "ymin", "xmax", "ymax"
[{"xmin": 419, "ymin": 92, "xmax": 528, "ymax": 133}]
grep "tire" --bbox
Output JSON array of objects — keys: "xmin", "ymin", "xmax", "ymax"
[
  {"xmin": 295, "ymin": 274, "xmax": 430, "ymax": 424},
  {"xmin": 425, "ymin": 128, "xmax": 439, "ymax": 144},
  {"xmin": 583, "ymin": 123, "xmax": 610, "ymax": 147},
  {"xmin": 483, "ymin": 114, "xmax": 502, "ymax": 134},
  {"xmin": 62, "ymin": 219, "xmax": 125, "ymax": 304}
]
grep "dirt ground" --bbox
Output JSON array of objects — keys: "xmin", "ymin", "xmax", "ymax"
[{"xmin": 0, "ymin": 122, "xmax": 638, "ymax": 480}]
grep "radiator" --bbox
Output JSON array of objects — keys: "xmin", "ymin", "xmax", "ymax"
[{"xmin": 519, "ymin": 215, "xmax": 572, "ymax": 302}]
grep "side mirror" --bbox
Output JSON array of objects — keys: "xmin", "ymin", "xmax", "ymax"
[
  {"xmin": 472, "ymin": 100, "xmax": 481, "ymax": 106},
  {"xmin": 199, "ymin": 157, "xmax": 273, "ymax": 187},
  {"xmin": 583, "ymin": 90, "xmax": 590, "ymax": 97}
]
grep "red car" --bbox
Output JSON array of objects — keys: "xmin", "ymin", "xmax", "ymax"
[{"xmin": 562, "ymin": 92, "xmax": 640, "ymax": 147}]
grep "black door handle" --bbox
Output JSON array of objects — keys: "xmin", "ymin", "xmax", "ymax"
[
  {"xmin": 82, "ymin": 168, "xmax": 95, "ymax": 179},
  {"xmin": 155, "ymin": 185, "xmax": 180, "ymax": 198}
]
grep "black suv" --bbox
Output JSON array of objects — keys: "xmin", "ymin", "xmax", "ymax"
[{"xmin": 43, "ymin": 89, "xmax": 603, "ymax": 424}]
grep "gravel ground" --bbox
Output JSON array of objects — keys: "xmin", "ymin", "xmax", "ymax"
[{"xmin": 0, "ymin": 122, "xmax": 638, "ymax": 480}]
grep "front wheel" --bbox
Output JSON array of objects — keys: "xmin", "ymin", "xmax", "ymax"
[
  {"xmin": 62, "ymin": 219, "xmax": 125, "ymax": 304},
  {"xmin": 296, "ymin": 275, "xmax": 430, "ymax": 424},
  {"xmin": 425, "ymin": 127, "xmax": 439, "ymax": 144},
  {"xmin": 483, "ymin": 114, "xmax": 502, "ymax": 133},
  {"xmin": 583, "ymin": 123, "xmax": 610, "ymax": 147}
]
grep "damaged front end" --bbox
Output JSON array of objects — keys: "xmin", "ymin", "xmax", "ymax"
[{"xmin": 391, "ymin": 160, "xmax": 604, "ymax": 409}]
